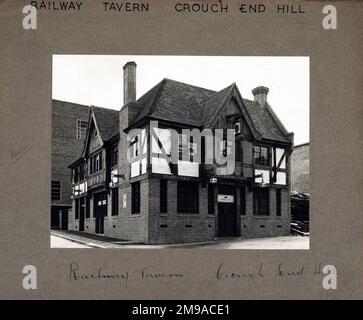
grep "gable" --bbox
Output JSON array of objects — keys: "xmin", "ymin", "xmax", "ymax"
[{"xmin": 82, "ymin": 112, "xmax": 103, "ymax": 157}]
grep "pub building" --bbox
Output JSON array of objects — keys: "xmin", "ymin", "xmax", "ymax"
[{"xmin": 68, "ymin": 61, "xmax": 294, "ymax": 244}]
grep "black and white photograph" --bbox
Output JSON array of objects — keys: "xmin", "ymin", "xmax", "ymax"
[{"xmin": 51, "ymin": 55, "xmax": 309, "ymax": 249}]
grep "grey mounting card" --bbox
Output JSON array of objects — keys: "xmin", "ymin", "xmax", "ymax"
[{"xmin": 0, "ymin": 0, "xmax": 362, "ymax": 299}]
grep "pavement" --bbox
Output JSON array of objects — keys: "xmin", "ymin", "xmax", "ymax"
[{"xmin": 51, "ymin": 230, "xmax": 309, "ymax": 249}]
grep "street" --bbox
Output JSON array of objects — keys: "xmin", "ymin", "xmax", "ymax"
[{"xmin": 51, "ymin": 231, "xmax": 309, "ymax": 249}]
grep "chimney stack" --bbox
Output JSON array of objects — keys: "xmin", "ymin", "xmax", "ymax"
[
  {"xmin": 123, "ymin": 61, "xmax": 137, "ymax": 105},
  {"xmin": 252, "ymin": 86, "xmax": 269, "ymax": 107}
]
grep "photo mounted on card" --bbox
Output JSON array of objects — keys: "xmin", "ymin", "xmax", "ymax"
[
  {"xmin": 1, "ymin": 1, "xmax": 362, "ymax": 300},
  {"xmin": 51, "ymin": 55, "xmax": 309, "ymax": 249}
]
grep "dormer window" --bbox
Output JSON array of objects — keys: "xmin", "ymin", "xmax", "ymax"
[{"xmin": 254, "ymin": 145, "xmax": 271, "ymax": 166}]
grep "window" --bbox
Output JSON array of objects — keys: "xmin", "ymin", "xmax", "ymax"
[
  {"xmin": 179, "ymin": 134, "xmax": 197, "ymax": 161},
  {"xmin": 89, "ymin": 152, "xmax": 102, "ymax": 174},
  {"xmin": 131, "ymin": 182, "xmax": 140, "ymax": 214},
  {"xmin": 177, "ymin": 181, "xmax": 199, "ymax": 214},
  {"xmin": 208, "ymin": 184, "xmax": 215, "ymax": 215},
  {"xmin": 234, "ymin": 121, "xmax": 241, "ymax": 135},
  {"xmin": 73, "ymin": 163, "xmax": 85, "ymax": 183},
  {"xmin": 240, "ymin": 186, "xmax": 246, "ymax": 215},
  {"xmin": 276, "ymin": 189, "xmax": 282, "ymax": 216},
  {"xmin": 86, "ymin": 197, "xmax": 90, "ymax": 218},
  {"xmin": 130, "ymin": 136, "xmax": 139, "ymax": 159},
  {"xmin": 51, "ymin": 181, "xmax": 61, "ymax": 200},
  {"xmin": 253, "ymin": 188, "xmax": 269, "ymax": 215},
  {"xmin": 111, "ymin": 145, "xmax": 118, "ymax": 167},
  {"xmin": 160, "ymin": 180, "xmax": 168, "ymax": 213},
  {"xmin": 75, "ymin": 198, "xmax": 79, "ymax": 219},
  {"xmin": 235, "ymin": 141, "xmax": 242, "ymax": 162},
  {"xmin": 254, "ymin": 146, "xmax": 271, "ymax": 166},
  {"xmin": 220, "ymin": 139, "xmax": 233, "ymax": 158},
  {"xmin": 112, "ymin": 188, "xmax": 119, "ymax": 216},
  {"xmin": 76, "ymin": 119, "xmax": 88, "ymax": 139}
]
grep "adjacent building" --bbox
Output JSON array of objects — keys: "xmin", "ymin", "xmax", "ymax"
[
  {"xmin": 67, "ymin": 61, "xmax": 294, "ymax": 244},
  {"xmin": 51, "ymin": 100, "xmax": 90, "ymax": 229},
  {"xmin": 291, "ymin": 142, "xmax": 309, "ymax": 194}
]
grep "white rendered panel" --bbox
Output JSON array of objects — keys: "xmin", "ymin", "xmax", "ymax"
[
  {"xmin": 276, "ymin": 172, "xmax": 286, "ymax": 185},
  {"xmin": 276, "ymin": 148, "xmax": 286, "ymax": 169},
  {"xmin": 254, "ymin": 169, "xmax": 270, "ymax": 184},
  {"xmin": 178, "ymin": 160, "xmax": 199, "ymax": 177},
  {"xmin": 131, "ymin": 161, "xmax": 140, "ymax": 177},
  {"xmin": 152, "ymin": 157, "xmax": 172, "ymax": 174}
]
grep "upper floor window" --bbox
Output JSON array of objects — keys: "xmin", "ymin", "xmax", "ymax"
[
  {"xmin": 73, "ymin": 163, "xmax": 85, "ymax": 183},
  {"xmin": 234, "ymin": 121, "xmax": 241, "ymax": 135},
  {"xmin": 130, "ymin": 136, "xmax": 139, "ymax": 159},
  {"xmin": 89, "ymin": 152, "xmax": 103, "ymax": 174},
  {"xmin": 51, "ymin": 180, "xmax": 61, "ymax": 200},
  {"xmin": 220, "ymin": 139, "xmax": 234, "ymax": 158},
  {"xmin": 179, "ymin": 134, "xmax": 197, "ymax": 161},
  {"xmin": 76, "ymin": 119, "xmax": 88, "ymax": 140},
  {"xmin": 254, "ymin": 145, "xmax": 271, "ymax": 166},
  {"xmin": 111, "ymin": 145, "xmax": 118, "ymax": 167}
]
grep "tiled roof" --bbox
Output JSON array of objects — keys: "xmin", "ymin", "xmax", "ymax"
[
  {"xmin": 243, "ymin": 99, "xmax": 290, "ymax": 143},
  {"xmin": 91, "ymin": 106, "xmax": 119, "ymax": 142},
  {"xmin": 130, "ymin": 79, "xmax": 291, "ymax": 143}
]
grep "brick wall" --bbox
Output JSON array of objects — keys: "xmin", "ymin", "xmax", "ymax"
[
  {"xmin": 148, "ymin": 179, "xmax": 215, "ymax": 244},
  {"xmin": 240, "ymin": 187, "xmax": 290, "ymax": 238},
  {"xmin": 52, "ymin": 100, "xmax": 90, "ymax": 207},
  {"xmin": 291, "ymin": 143, "xmax": 309, "ymax": 193}
]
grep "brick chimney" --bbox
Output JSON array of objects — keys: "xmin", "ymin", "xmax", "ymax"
[
  {"xmin": 252, "ymin": 86, "xmax": 269, "ymax": 107},
  {"xmin": 123, "ymin": 61, "xmax": 137, "ymax": 105}
]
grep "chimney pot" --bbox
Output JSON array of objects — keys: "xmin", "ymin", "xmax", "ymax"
[
  {"xmin": 123, "ymin": 61, "xmax": 137, "ymax": 105},
  {"xmin": 252, "ymin": 86, "xmax": 269, "ymax": 107}
]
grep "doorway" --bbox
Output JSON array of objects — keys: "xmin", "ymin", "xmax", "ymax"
[
  {"xmin": 94, "ymin": 192, "xmax": 107, "ymax": 234},
  {"xmin": 79, "ymin": 197, "xmax": 85, "ymax": 231},
  {"xmin": 217, "ymin": 185, "xmax": 238, "ymax": 237}
]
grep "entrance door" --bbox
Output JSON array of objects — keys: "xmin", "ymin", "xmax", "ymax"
[
  {"xmin": 79, "ymin": 197, "xmax": 85, "ymax": 231},
  {"xmin": 61, "ymin": 209, "xmax": 68, "ymax": 230},
  {"xmin": 217, "ymin": 185, "xmax": 237, "ymax": 237},
  {"xmin": 94, "ymin": 192, "xmax": 107, "ymax": 234}
]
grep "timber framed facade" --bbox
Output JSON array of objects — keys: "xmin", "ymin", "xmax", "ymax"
[{"xmin": 67, "ymin": 61, "xmax": 294, "ymax": 244}]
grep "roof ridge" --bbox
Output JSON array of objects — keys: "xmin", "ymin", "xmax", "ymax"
[
  {"xmin": 91, "ymin": 105, "xmax": 119, "ymax": 112},
  {"xmin": 202, "ymin": 83, "xmax": 236, "ymax": 126},
  {"xmin": 163, "ymin": 78, "xmax": 216, "ymax": 93},
  {"xmin": 143, "ymin": 78, "xmax": 167, "ymax": 118},
  {"xmin": 52, "ymin": 99, "xmax": 90, "ymax": 108}
]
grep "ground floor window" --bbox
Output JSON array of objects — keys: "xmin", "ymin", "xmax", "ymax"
[
  {"xmin": 160, "ymin": 180, "xmax": 168, "ymax": 213},
  {"xmin": 75, "ymin": 198, "xmax": 79, "ymax": 219},
  {"xmin": 177, "ymin": 181, "xmax": 199, "ymax": 214},
  {"xmin": 86, "ymin": 196, "xmax": 90, "ymax": 218},
  {"xmin": 51, "ymin": 180, "xmax": 61, "ymax": 200},
  {"xmin": 276, "ymin": 189, "xmax": 282, "ymax": 216},
  {"xmin": 131, "ymin": 182, "xmax": 140, "ymax": 214},
  {"xmin": 112, "ymin": 188, "xmax": 119, "ymax": 216},
  {"xmin": 240, "ymin": 186, "xmax": 246, "ymax": 215},
  {"xmin": 253, "ymin": 188, "xmax": 269, "ymax": 215},
  {"xmin": 208, "ymin": 184, "xmax": 215, "ymax": 214}
]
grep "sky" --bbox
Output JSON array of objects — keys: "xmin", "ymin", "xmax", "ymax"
[{"xmin": 52, "ymin": 55, "xmax": 309, "ymax": 145}]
